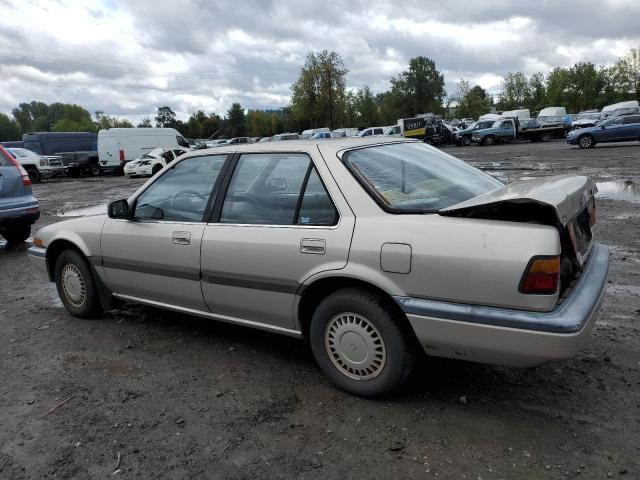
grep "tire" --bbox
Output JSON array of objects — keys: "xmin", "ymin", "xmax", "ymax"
[
  {"xmin": 578, "ymin": 135, "xmax": 595, "ymax": 149},
  {"xmin": 483, "ymin": 135, "xmax": 495, "ymax": 146},
  {"xmin": 2, "ymin": 224, "xmax": 31, "ymax": 243},
  {"xmin": 26, "ymin": 167, "xmax": 41, "ymax": 184},
  {"xmin": 54, "ymin": 249, "xmax": 102, "ymax": 318},
  {"xmin": 152, "ymin": 164, "xmax": 162, "ymax": 175},
  {"xmin": 540, "ymin": 133, "xmax": 551, "ymax": 142},
  {"xmin": 461, "ymin": 136, "xmax": 471, "ymax": 146},
  {"xmin": 88, "ymin": 164, "xmax": 101, "ymax": 176},
  {"xmin": 309, "ymin": 288, "xmax": 416, "ymax": 397}
]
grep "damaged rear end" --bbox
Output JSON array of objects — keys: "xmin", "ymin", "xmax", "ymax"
[{"xmin": 440, "ymin": 175, "xmax": 598, "ymax": 299}]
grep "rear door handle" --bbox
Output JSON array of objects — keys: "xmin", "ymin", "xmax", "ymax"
[
  {"xmin": 172, "ymin": 231, "xmax": 191, "ymax": 245},
  {"xmin": 300, "ymin": 238, "xmax": 325, "ymax": 255}
]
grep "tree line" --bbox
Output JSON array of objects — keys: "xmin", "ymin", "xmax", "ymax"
[{"xmin": 0, "ymin": 46, "xmax": 637, "ymax": 141}]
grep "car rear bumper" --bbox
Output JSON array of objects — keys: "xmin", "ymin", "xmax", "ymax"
[
  {"xmin": 394, "ymin": 243, "xmax": 610, "ymax": 367},
  {"xmin": 0, "ymin": 202, "xmax": 40, "ymax": 227},
  {"xmin": 27, "ymin": 246, "xmax": 48, "ymax": 277}
]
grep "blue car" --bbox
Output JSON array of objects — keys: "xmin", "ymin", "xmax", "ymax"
[
  {"xmin": 567, "ymin": 114, "xmax": 640, "ymax": 149},
  {"xmin": 0, "ymin": 145, "xmax": 40, "ymax": 243}
]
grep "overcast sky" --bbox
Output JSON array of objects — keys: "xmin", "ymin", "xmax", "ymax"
[{"xmin": 1, "ymin": 0, "xmax": 639, "ymax": 122}]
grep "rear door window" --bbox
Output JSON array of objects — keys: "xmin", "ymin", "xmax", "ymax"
[
  {"xmin": 622, "ymin": 115, "xmax": 640, "ymax": 125},
  {"xmin": 220, "ymin": 153, "xmax": 338, "ymax": 226}
]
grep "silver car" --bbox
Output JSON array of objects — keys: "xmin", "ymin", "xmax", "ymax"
[{"xmin": 28, "ymin": 138, "xmax": 609, "ymax": 396}]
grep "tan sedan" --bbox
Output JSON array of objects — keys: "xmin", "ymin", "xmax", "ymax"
[{"xmin": 29, "ymin": 138, "xmax": 609, "ymax": 396}]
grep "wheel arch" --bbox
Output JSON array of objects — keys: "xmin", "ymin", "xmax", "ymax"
[
  {"xmin": 46, "ymin": 237, "xmax": 92, "ymax": 281},
  {"xmin": 296, "ymin": 275, "xmax": 414, "ymax": 341}
]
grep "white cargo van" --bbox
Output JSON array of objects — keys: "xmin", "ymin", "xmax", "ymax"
[{"xmin": 98, "ymin": 128, "xmax": 189, "ymax": 172}]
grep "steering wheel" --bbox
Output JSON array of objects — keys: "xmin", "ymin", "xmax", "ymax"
[{"xmin": 172, "ymin": 190, "xmax": 207, "ymax": 206}]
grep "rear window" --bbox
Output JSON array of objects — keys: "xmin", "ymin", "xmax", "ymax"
[{"xmin": 343, "ymin": 142, "xmax": 502, "ymax": 212}]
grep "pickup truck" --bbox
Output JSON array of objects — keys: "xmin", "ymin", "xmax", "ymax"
[
  {"xmin": 58, "ymin": 150, "xmax": 101, "ymax": 177},
  {"xmin": 472, "ymin": 118, "xmax": 570, "ymax": 145},
  {"xmin": 454, "ymin": 120, "xmax": 496, "ymax": 146}
]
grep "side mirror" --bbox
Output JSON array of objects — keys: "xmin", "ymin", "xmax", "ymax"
[{"xmin": 108, "ymin": 199, "xmax": 131, "ymax": 219}]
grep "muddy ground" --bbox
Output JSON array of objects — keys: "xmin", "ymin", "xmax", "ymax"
[{"xmin": 1, "ymin": 140, "xmax": 639, "ymax": 479}]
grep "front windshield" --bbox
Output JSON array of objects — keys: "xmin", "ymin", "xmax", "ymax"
[
  {"xmin": 601, "ymin": 116, "xmax": 623, "ymax": 127},
  {"xmin": 343, "ymin": 142, "xmax": 502, "ymax": 212},
  {"xmin": 491, "ymin": 120, "xmax": 502, "ymax": 128},
  {"xmin": 466, "ymin": 122, "xmax": 477, "ymax": 130}
]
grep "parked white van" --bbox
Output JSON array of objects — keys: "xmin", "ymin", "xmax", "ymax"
[{"xmin": 98, "ymin": 128, "xmax": 190, "ymax": 172}]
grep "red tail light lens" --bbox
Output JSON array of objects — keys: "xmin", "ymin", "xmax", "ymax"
[
  {"xmin": 119, "ymin": 149, "xmax": 125, "ymax": 163},
  {"xmin": 1, "ymin": 145, "xmax": 31, "ymax": 185},
  {"xmin": 520, "ymin": 256, "xmax": 560, "ymax": 295}
]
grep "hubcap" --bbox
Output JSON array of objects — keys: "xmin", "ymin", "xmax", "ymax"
[
  {"xmin": 579, "ymin": 136, "xmax": 591, "ymax": 148},
  {"xmin": 61, "ymin": 264, "xmax": 86, "ymax": 307},
  {"xmin": 325, "ymin": 312, "xmax": 386, "ymax": 381}
]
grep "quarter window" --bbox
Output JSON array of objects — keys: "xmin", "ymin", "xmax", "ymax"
[
  {"xmin": 297, "ymin": 168, "xmax": 338, "ymax": 226},
  {"xmin": 220, "ymin": 153, "xmax": 338, "ymax": 226},
  {"xmin": 134, "ymin": 155, "xmax": 225, "ymax": 222}
]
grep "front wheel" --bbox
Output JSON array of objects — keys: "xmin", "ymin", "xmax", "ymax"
[
  {"xmin": 482, "ymin": 135, "xmax": 495, "ymax": 146},
  {"xmin": 578, "ymin": 135, "xmax": 595, "ymax": 149},
  {"xmin": 461, "ymin": 136, "xmax": 471, "ymax": 146},
  {"xmin": 54, "ymin": 249, "xmax": 102, "ymax": 318},
  {"xmin": 1, "ymin": 224, "xmax": 31, "ymax": 243},
  {"xmin": 540, "ymin": 133, "xmax": 551, "ymax": 142},
  {"xmin": 152, "ymin": 164, "xmax": 162, "ymax": 175},
  {"xmin": 310, "ymin": 288, "xmax": 416, "ymax": 397}
]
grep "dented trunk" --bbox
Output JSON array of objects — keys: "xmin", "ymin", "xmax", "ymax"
[{"xmin": 440, "ymin": 175, "xmax": 598, "ymax": 293}]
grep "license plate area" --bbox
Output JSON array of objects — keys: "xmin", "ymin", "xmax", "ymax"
[{"xmin": 567, "ymin": 206, "xmax": 593, "ymax": 266}]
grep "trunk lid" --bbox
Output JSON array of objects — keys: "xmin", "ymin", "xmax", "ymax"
[
  {"xmin": 440, "ymin": 174, "xmax": 598, "ymax": 269},
  {"xmin": 440, "ymin": 175, "xmax": 596, "ymax": 227}
]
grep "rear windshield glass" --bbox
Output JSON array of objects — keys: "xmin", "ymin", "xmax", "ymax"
[{"xmin": 343, "ymin": 142, "xmax": 502, "ymax": 212}]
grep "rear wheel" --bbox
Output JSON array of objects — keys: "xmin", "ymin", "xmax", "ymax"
[
  {"xmin": 88, "ymin": 163, "xmax": 101, "ymax": 176},
  {"xmin": 2, "ymin": 224, "xmax": 31, "ymax": 243},
  {"xmin": 578, "ymin": 135, "xmax": 595, "ymax": 149},
  {"xmin": 310, "ymin": 288, "xmax": 416, "ymax": 397},
  {"xmin": 540, "ymin": 133, "xmax": 551, "ymax": 142},
  {"xmin": 26, "ymin": 167, "xmax": 41, "ymax": 184},
  {"xmin": 54, "ymin": 249, "xmax": 102, "ymax": 318}
]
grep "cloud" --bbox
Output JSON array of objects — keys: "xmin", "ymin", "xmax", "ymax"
[{"xmin": 0, "ymin": 0, "xmax": 638, "ymax": 123}]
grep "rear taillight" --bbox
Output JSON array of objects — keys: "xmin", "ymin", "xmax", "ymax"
[
  {"xmin": 119, "ymin": 149, "xmax": 125, "ymax": 163},
  {"xmin": 0, "ymin": 145, "xmax": 31, "ymax": 185},
  {"xmin": 519, "ymin": 256, "xmax": 560, "ymax": 295}
]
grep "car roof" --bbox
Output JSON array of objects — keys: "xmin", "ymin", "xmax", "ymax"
[{"xmin": 181, "ymin": 136, "xmax": 417, "ymax": 158}]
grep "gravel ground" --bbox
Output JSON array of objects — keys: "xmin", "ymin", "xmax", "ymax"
[{"xmin": 1, "ymin": 140, "xmax": 639, "ymax": 479}]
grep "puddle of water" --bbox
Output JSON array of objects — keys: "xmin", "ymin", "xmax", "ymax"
[
  {"xmin": 596, "ymin": 180, "xmax": 640, "ymax": 204},
  {"xmin": 607, "ymin": 284, "xmax": 640, "ymax": 296},
  {"xmin": 56, "ymin": 204, "xmax": 107, "ymax": 217}
]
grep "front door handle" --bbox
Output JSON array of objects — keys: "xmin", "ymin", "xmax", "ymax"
[
  {"xmin": 172, "ymin": 231, "xmax": 191, "ymax": 245},
  {"xmin": 300, "ymin": 238, "xmax": 325, "ymax": 255}
]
